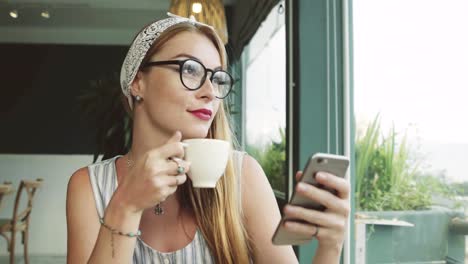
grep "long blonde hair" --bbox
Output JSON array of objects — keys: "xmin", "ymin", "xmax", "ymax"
[{"xmin": 123, "ymin": 23, "xmax": 253, "ymax": 263}]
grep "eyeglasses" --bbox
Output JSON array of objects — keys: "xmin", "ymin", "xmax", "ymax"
[{"xmin": 141, "ymin": 58, "xmax": 234, "ymax": 99}]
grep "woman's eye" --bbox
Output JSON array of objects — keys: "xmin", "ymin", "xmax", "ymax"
[
  {"xmin": 214, "ymin": 79, "xmax": 228, "ymax": 85},
  {"xmin": 184, "ymin": 66, "xmax": 195, "ymax": 73},
  {"xmin": 213, "ymin": 75, "xmax": 229, "ymax": 85},
  {"xmin": 183, "ymin": 64, "xmax": 201, "ymax": 76}
]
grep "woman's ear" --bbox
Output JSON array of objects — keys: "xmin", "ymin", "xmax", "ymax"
[{"xmin": 130, "ymin": 71, "xmax": 146, "ymax": 98}]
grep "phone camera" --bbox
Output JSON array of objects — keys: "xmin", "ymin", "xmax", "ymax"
[{"xmin": 317, "ymin": 158, "xmax": 328, "ymax": 164}]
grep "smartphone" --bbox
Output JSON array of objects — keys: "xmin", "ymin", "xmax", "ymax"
[{"xmin": 271, "ymin": 153, "xmax": 350, "ymax": 245}]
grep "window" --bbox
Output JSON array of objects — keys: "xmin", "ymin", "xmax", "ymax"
[
  {"xmin": 354, "ymin": 0, "xmax": 468, "ymax": 262},
  {"xmin": 243, "ymin": 2, "xmax": 287, "ymax": 195}
]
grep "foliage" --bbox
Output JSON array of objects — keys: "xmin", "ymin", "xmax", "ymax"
[
  {"xmin": 355, "ymin": 114, "xmax": 459, "ymax": 211},
  {"xmin": 416, "ymin": 173, "xmax": 462, "ymax": 207},
  {"xmin": 451, "ymin": 181, "xmax": 468, "ymax": 196},
  {"xmin": 77, "ymin": 73, "xmax": 131, "ymax": 162},
  {"xmin": 246, "ymin": 128, "xmax": 286, "ymax": 191}
]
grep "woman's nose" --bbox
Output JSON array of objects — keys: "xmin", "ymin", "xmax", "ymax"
[{"xmin": 196, "ymin": 75, "xmax": 216, "ymax": 100}]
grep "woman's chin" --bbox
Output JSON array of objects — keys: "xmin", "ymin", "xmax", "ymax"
[{"xmin": 180, "ymin": 129, "xmax": 210, "ymax": 140}]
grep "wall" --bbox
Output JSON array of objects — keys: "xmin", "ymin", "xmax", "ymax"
[
  {"xmin": 363, "ymin": 209, "xmax": 464, "ymax": 263},
  {"xmin": 0, "ymin": 154, "xmax": 94, "ymax": 256},
  {"xmin": 0, "ymin": 44, "xmax": 126, "ymax": 256},
  {"xmin": 0, "ymin": 44, "xmax": 127, "ymax": 154}
]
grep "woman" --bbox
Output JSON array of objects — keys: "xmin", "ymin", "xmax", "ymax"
[{"xmin": 66, "ymin": 14, "xmax": 350, "ymax": 264}]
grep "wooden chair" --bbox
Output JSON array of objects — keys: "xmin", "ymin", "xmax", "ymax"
[
  {"xmin": 0, "ymin": 179, "xmax": 43, "ymax": 264},
  {"xmin": 0, "ymin": 182, "xmax": 14, "ymax": 212},
  {"xmin": 0, "ymin": 181, "xmax": 16, "ymax": 263}
]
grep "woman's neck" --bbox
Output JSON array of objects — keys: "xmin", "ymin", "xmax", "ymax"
[{"xmin": 129, "ymin": 111, "xmax": 173, "ymax": 162}]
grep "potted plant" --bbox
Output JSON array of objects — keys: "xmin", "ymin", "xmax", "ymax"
[
  {"xmin": 355, "ymin": 115, "xmax": 465, "ymax": 263},
  {"xmin": 246, "ymin": 127, "xmax": 286, "ymax": 192},
  {"xmin": 77, "ymin": 73, "xmax": 132, "ymax": 162}
]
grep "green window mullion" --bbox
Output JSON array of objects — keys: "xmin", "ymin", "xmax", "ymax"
[{"xmin": 294, "ymin": 0, "xmax": 353, "ymax": 263}]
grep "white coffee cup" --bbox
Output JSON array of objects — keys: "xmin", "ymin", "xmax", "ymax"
[{"xmin": 182, "ymin": 138, "xmax": 230, "ymax": 188}]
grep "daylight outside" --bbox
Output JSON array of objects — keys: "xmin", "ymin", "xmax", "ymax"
[
  {"xmin": 353, "ymin": 0, "xmax": 468, "ymax": 262},
  {"xmin": 244, "ymin": 3, "xmax": 287, "ymax": 195}
]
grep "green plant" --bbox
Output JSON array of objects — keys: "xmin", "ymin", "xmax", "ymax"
[
  {"xmin": 417, "ymin": 172, "xmax": 464, "ymax": 207},
  {"xmin": 77, "ymin": 73, "xmax": 131, "ymax": 162},
  {"xmin": 246, "ymin": 127, "xmax": 286, "ymax": 191},
  {"xmin": 355, "ymin": 115, "xmax": 457, "ymax": 211},
  {"xmin": 450, "ymin": 181, "xmax": 468, "ymax": 196}
]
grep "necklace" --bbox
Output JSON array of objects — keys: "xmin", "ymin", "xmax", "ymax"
[{"xmin": 126, "ymin": 151, "xmax": 164, "ymax": 215}]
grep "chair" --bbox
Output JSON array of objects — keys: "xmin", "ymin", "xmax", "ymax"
[
  {"xmin": 0, "ymin": 178, "xmax": 43, "ymax": 264},
  {"xmin": 0, "ymin": 182, "xmax": 14, "ymax": 212}
]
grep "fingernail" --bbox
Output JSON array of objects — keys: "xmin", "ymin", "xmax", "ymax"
[
  {"xmin": 284, "ymin": 221, "xmax": 296, "ymax": 229},
  {"xmin": 181, "ymin": 142, "xmax": 188, "ymax": 148},
  {"xmin": 297, "ymin": 182, "xmax": 307, "ymax": 191},
  {"xmin": 285, "ymin": 205, "xmax": 296, "ymax": 214}
]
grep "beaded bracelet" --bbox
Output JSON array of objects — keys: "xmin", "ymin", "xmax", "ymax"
[{"xmin": 99, "ymin": 218, "xmax": 142, "ymax": 258}]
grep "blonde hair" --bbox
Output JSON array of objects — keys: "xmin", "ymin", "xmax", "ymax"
[{"xmin": 123, "ymin": 23, "xmax": 254, "ymax": 263}]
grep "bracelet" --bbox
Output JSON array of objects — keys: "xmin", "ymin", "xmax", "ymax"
[
  {"xmin": 99, "ymin": 218, "xmax": 142, "ymax": 258},
  {"xmin": 99, "ymin": 218, "xmax": 142, "ymax": 237}
]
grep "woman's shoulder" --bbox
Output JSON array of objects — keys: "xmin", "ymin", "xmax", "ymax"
[
  {"xmin": 88, "ymin": 155, "xmax": 121, "ymax": 170},
  {"xmin": 231, "ymin": 150, "xmax": 264, "ymax": 184},
  {"xmin": 230, "ymin": 150, "xmax": 262, "ymax": 173},
  {"xmin": 68, "ymin": 155, "xmax": 120, "ymax": 190},
  {"xmin": 67, "ymin": 166, "xmax": 93, "ymax": 206},
  {"xmin": 237, "ymin": 152, "xmax": 279, "ymax": 222},
  {"xmin": 239, "ymin": 153, "xmax": 262, "ymax": 175},
  {"xmin": 68, "ymin": 166, "xmax": 90, "ymax": 190}
]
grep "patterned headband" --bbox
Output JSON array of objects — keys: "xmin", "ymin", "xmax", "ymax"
[{"xmin": 120, "ymin": 13, "xmax": 216, "ymax": 109}]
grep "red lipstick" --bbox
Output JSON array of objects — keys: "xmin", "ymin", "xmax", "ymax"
[{"xmin": 188, "ymin": 108, "xmax": 212, "ymax": 121}]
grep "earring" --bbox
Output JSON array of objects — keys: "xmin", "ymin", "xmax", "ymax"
[{"xmin": 135, "ymin": 95, "xmax": 142, "ymax": 102}]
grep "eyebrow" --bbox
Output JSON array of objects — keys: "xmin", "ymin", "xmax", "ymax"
[{"xmin": 171, "ymin": 53, "xmax": 222, "ymax": 71}]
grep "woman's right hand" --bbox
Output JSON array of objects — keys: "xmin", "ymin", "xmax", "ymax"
[{"xmin": 112, "ymin": 131, "xmax": 190, "ymax": 214}]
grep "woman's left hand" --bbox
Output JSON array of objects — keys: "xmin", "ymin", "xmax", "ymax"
[{"xmin": 282, "ymin": 171, "xmax": 350, "ymax": 251}]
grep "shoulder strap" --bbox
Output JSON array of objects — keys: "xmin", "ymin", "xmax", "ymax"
[
  {"xmin": 232, "ymin": 150, "xmax": 246, "ymax": 213},
  {"xmin": 88, "ymin": 156, "xmax": 120, "ymax": 218}
]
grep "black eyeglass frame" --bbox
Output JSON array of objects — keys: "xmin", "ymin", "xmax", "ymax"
[{"xmin": 140, "ymin": 59, "xmax": 234, "ymax": 99}]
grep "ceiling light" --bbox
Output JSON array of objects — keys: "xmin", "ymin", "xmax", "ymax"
[
  {"xmin": 9, "ymin": 10, "xmax": 18, "ymax": 19},
  {"xmin": 41, "ymin": 11, "xmax": 50, "ymax": 19},
  {"xmin": 170, "ymin": 0, "xmax": 228, "ymax": 44},
  {"xmin": 191, "ymin": 3, "xmax": 202, "ymax": 14}
]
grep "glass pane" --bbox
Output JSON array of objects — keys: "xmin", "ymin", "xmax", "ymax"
[
  {"xmin": 244, "ymin": 3, "xmax": 287, "ymax": 193},
  {"xmin": 353, "ymin": 0, "xmax": 468, "ymax": 262}
]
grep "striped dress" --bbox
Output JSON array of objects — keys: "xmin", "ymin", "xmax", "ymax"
[{"xmin": 88, "ymin": 151, "xmax": 245, "ymax": 264}]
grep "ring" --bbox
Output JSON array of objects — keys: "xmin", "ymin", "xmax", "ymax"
[
  {"xmin": 177, "ymin": 166, "xmax": 185, "ymax": 174},
  {"xmin": 312, "ymin": 225, "xmax": 319, "ymax": 237},
  {"xmin": 170, "ymin": 157, "xmax": 185, "ymax": 175}
]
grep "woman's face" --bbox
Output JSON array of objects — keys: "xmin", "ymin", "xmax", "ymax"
[{"xmin": 134, "ymin": 30, "xmax": 223, "ymax": 139}]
